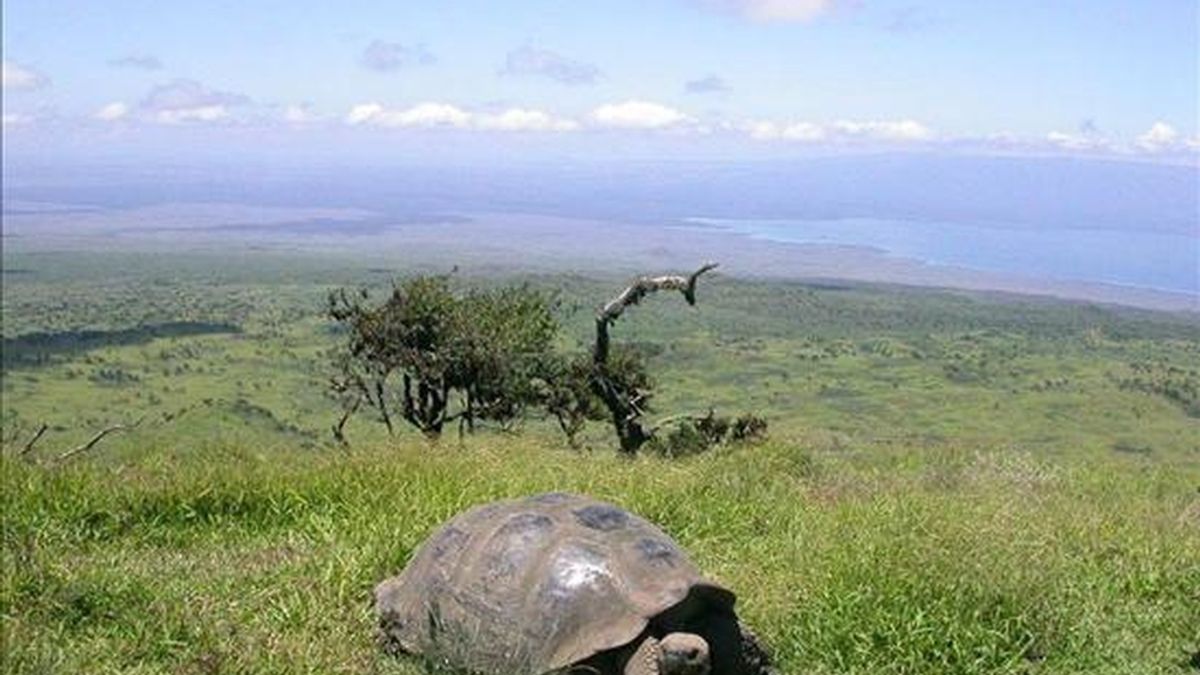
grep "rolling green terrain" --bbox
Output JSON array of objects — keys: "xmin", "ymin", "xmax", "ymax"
[{"xmin": 2, "ymin": 250, "xmax": 1199, "ymax": 674}]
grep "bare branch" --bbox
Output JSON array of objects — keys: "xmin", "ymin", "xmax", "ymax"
[
  {"xmin": 332, "ymin": 395, "xmax": 362, "ymax": 445},
  {"xmin": 20, "ymin": 423, "xmax": 49, "ymax": 459},
  {"xmin": 598, "ymin": 261, "xmax": 719, "ymax": 323},
  {"xmin": 374, "ymin": 379, "xmax": 395, "ymax": 436},
  {"xmin": 591, "ymin": 262, "xmax": 719, "ymax": 454},
  {"xmin": 55, "ymin": 417, "xmax": 145, "ymax": 465},
  {"xmin": 595, "ymin": 262, "xmax": 718, "ymax": 365}
]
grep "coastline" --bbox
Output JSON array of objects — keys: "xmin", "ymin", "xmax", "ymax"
[{"xmin": 4, "ymin": 204, "xmax": 1196, "ymax": 315}]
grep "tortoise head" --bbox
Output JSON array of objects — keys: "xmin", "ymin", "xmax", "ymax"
[
  {"xmin": 624, "ymin": 633, "xmax": 710, "ymax": 675},
  {"xmin": 659, "ymin": 633, "xmax": 710, "ymax": 675}
]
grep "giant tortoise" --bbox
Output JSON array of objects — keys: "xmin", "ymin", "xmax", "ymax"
[{"xmin": 375, "ymin": 493, "xmax": 773, "ymax": 675}]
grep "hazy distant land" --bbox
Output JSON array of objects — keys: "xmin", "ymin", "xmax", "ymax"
[
  {"xmin": 4, "ymin": 155, "xmax": 1197, "ymax": 312},
  {"xmin": 3, "ymin": 200, "xmax": 1196, "ymax": 313}
]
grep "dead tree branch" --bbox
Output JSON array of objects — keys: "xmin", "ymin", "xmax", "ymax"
[
  {"xmin": 20, "ymin": 423, "xmax": 49, "ymax": 460},
  {"xmin": 332, "ymin": 395, "xmax": 362, "ymax": 445},
  {"xmin": 54, "ymin": 417, "xmax": 145, "ymax": 465},
  {"xmin": 594, "ymin": 262, "xmax": 719, "ymax": 365},
  {"xmin": 592, "ymin": 262, "xmax": 719, "ymax": 454}
]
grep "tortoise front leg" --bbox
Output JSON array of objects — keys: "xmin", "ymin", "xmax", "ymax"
[{"xmin": 623, "ymin": 636, "xmax": 661, "ymax": 675}]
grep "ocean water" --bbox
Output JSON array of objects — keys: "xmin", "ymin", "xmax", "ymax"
[{"xmin": 688, "ymin": 217, "xmax": 1199, "ymax": 295}]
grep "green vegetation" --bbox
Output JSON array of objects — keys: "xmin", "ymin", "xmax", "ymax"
[
  {"xmin": 2, "ymin": 250, "xmax": 1199, "ymax": 674},
  {"xmin": 326, "ymin": 265, "xmax": 743, "ymax": 454},
  {"xmin": 327, "ymin": 275, "xmax": 561, "ymax": 438}
]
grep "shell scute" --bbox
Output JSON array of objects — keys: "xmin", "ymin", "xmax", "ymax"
[{"xmin": 573, "ymin": 503, "xmax": 632, "ymax": 531}]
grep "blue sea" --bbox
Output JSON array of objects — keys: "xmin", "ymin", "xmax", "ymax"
[{"xmin": 688, "ymin": 217, "xmax": 1199, "ymax": 295}]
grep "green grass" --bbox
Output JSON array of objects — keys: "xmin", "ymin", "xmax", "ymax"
[
  {"xmin": 3, "ymin": 437, "xmax": 1198, "ymax": 674},
  {"xmin": 2, "ymin": 250, "xmax": 1199, "ymax": 673}
]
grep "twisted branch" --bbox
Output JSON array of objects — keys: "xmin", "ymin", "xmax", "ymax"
[
  {"xmin": 55, "ymin": 416, "xmax": 145, "ymax": 465},
  {"xmin": 20, "ymin": 423, "xmax": 48, "ymax": 459},
  {"xmin": 594, "ymin": 262, "xmax": 718, "ymax": 365},
  {"xmin": 592, "ymin": 262, "xmax": 719, "ymax": 454}
]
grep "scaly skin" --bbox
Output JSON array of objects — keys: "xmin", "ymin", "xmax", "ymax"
[
  {"xmin": 623, "ymin": 636, "xmax": 661, "ymax": 675},
  {"xmin": 623, "ymin": 633, "xmax": 712, "ymax": 675},
  {"xmin": 659, "ymin": 633, "xmax": 711, "ymax": 675}
]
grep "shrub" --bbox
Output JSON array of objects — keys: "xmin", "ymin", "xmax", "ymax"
[{"xmin": 327, "ymin": 276, "xmax": 559, "ymax": 438}]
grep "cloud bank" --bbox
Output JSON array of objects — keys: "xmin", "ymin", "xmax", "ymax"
[
  {"xmin": 748, "ymin": 118, "xmax": 934, "ymax": 142},
  {"xmin": 346, "ymin": 102, "xmax": 578, "ymax": 132},
  {"xmin": 63, "ymin": 83, "xmax": 1200, "ymax": 161},
  {"xmin": 344, "ymin": 100, "xmax": 694, "ymax": 133},
  {"xmin": 347, "ymin": 102, "xmax": 470, "ymax": 128},
  {"xmin": 475, "ymin": 108, "xmax": 580, "ymax": 132},
  {"xmin": 590, "ymin": 100, "xmax": 692, "ymax": 129}
]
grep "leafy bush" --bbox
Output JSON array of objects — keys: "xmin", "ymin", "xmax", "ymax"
[
  {"xmin": 328, "ymin": 276, "xmax": 559, "ymax": 438},
  {"xmin": 648, "ymin": 410, "xmax": 768, "ymax": 457}
]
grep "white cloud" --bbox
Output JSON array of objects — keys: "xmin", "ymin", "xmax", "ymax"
[
  {"xmin": 3, "ymin": 60, "xmax": 49, "ymax": 90},
  {"xmin": 1135, "ymin": 121, "xmax": 1180, "ymax": 152},
  {"xmin": 746, "ymin": 0, "xmax": 833, "ymax": 21},
  {"xmin": 346, "ymin": 102, "xmax": 471, "ymax": 128},
  {"xmin": 2, "ymin": 113, "xmax": 31, "ymax": 127},
  {"xmin": 475, "ymin": 108, "xmax": 579, "ymax": 132},
  {"xmin": 745, "ymin": 120, "xmax": 825, "ymax": 141},
  {"xmin": 781, "ymin": 122, "xmax": 826, "ymax": 141},
  {"xmin": 94, "ymin": 102, "xmax": 130, "ymax": 121},
  {"xmin": 1045, "ymin": 130, "xmax": 1108, "ymax": 151},
  {"xmin": 590, "ymin": 100, "xmax": 691, "ymax": 129},
  {"xmin": 972, "ymin": 126, "xmax": 1199, "ymax": 156},
  {"xmin": 346, "ymin": 102, "xmax": 578, "ymax": 132},
  {"xmin": 154, "ymin": 105, "xmax": 230, "ymax": 124},
  {"xmin": 745, "ymin": 121, "xmax": 781, "ymax": 140},
  {"xmin": 283, "ymin": 104, "xmax": 323, "ymax": 124},
  {"xmin": 346, "ymin": 103, "xmax": 384, "ymax": 125},
  {"xmin": 747, "ymin": 118, "xmax": 932, "ymax": 143},
  {"xmin": 702, "ymin": 0, "xmax": 835, "ymax": 22},
  {"xmin": 833, "ymin": 119, "xmax": 933, "ymax": 141},
  {"xmin": 397, "ymin": 102, "xmax": 472, "ymax": 128},
  {"xmin": 139, "ymin": 79, "xmax": 249, "ymax": 125}
]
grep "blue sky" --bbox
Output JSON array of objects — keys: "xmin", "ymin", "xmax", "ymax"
[{"xmin": 3, "ymin": 0, "xmax": 1197, "ymax": 163}]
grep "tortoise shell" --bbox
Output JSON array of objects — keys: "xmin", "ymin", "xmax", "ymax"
[{"xmin": 375, "ymin": 492, "xmax": 735, "ymax": 674}]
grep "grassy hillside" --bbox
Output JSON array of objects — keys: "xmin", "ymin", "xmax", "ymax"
[
  {"xmin": 4, "ymin": 439, "xmax": 1198, "ymax": 674},
  {"xmin": 2, "ymin": 250, "xmax": 1199, "ymax": 673}
]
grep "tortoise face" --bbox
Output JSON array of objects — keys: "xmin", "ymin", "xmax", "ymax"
[{"xmin": 658, "ymin": 633, "xmax": 711, "ymax": 675}]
